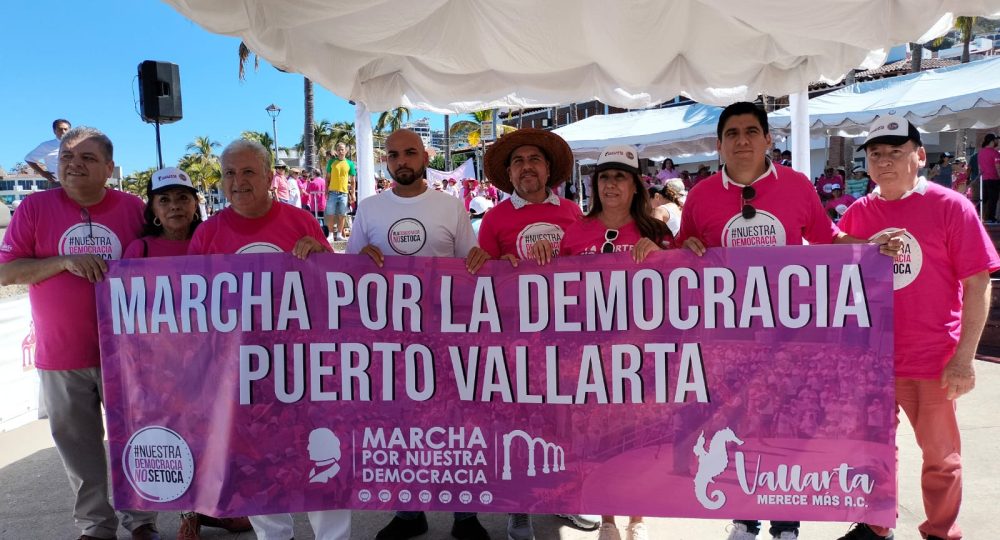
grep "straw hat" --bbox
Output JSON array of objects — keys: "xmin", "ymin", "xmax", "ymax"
[{"xmin": 483, "ymin": 128, "xmax": 573, "ymax": 194}]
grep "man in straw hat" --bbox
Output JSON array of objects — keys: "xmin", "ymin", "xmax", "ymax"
[
  {"xmin": 478, "ymin": 128, "xmax": 584, "ymax": 265},
  {"xmin": 478, "ymin": 128, "xmax": 598, "ymax": 540}
]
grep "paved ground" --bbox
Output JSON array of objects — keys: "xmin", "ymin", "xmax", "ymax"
[
  {"xmin": 0, "ymin": 223, "xmax": 996, "ymax": 539},
  {"xmin": 1, "ymin": 356, "xmax": 997, "ymax": 539}
]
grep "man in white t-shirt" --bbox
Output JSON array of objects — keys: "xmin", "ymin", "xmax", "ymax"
[
  {"xmin": 355, "ymin": 129, "xmax": 488, "ymax": 540},
  {"xmin": 25, "ymin": 118, "xmax": 71, "ymax": 188}
]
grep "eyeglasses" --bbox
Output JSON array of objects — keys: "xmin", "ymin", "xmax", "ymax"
[
  {"xmin": 79, "ymin": 208, "xmax": 94, "ymax": 239},
  {"xmin": 602, "ymin": 229, "xmax": 619, "ymax": 253},
  {"xmin": 741, "ymin": 185, "xmax": 756, "ymax": 220}
]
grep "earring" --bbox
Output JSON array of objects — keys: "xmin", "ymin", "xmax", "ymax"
[{"xmin": 153, "ymin": 217, "xmax": 162, "ymax": 226}]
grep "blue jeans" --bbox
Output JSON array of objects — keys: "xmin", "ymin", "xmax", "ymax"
[
  {"xmin": 735, "ymin": 520, "xmax": 800, "ymax": 536},
  {"xmin": 397, "ymin": 511, "xmax": 476, "ymax": 521},
  {"xmin": 325, "ymin": 191, "xmax": 348, "ymax": 216}
]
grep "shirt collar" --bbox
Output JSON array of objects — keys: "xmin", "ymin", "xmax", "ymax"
[
  {"xmin": 721, "ymin": 157, "xmax": 777, "ymax": 190},
  {"xmin": 870, "ymin": 176, "xmax": 928, "ymax": 200},
  {"xmin": 511, "ymin": 188, "xmax": 560, "ymax": 209}
]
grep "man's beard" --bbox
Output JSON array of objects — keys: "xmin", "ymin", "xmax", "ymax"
[{"xmin": 391, "ymin": 166, "xmax": 426, "ymax": 186}]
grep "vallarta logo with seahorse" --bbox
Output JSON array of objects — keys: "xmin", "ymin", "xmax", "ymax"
[{"xmin": 692, "ymin": 428, "xmax": 876, "ymax": 510}]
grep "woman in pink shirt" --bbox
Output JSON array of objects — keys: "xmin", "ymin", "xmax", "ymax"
[
  {"xmin": 123, "ymin": 167, "xmax": 203, "ymax": 258},
  {"xmin": 122, "ymin": 167, "xmax": 254, "ymax": 538},
  {"xmin": 529, "ymin": 145, "xmax": 670, "ymax": 540}
]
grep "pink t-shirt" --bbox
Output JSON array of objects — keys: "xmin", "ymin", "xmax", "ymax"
[
  {"xmin": 979, "ymin": 146, "xmax": 1000, "ymax": 181},
  {"xmin": 271, "ymin": 174, "xmax": 290, "ymax": 202},
  {"xmin": 815, "ymin": 174, "xmax": 844, "ymax": 197},
  {"xmin": 839, "ymin": 180, "xmax": 1000, "ymax": 378},
  {"xmin": 477, "ymin": 197, "xmax": 583, "ymax": 259},
  {"xmin": 188, "ymin": 202, "xmax": 330, "ymax": 255},
  {"xmin": 677, "ymin": 165, "xmax": 840, "ymax": 248},
  {"xmin": 123, "ymin": 236, "xmax": 191, "ymax": 259},
  {"xmin": 656, "ymin": 169, "xmax": 680, "ymax": 182},
  {"xmin": 560, "ymin": 219, "xmax": 644, "ymax": 256},
  {"xmin": 305, "ymin": 177, "xmax": 328, "ymax": 213},
  {"xmin": 0, "ymin": 189, "xmax": 145, "ymax": 370},
  {"xmin": 825, "ymin": 194, "xmax": 857, "ymax": 211}
]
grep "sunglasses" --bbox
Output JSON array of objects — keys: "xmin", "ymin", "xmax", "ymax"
[
  {"xmin": 79, "ymin": 208, "xmax": 94, "ymax": 239},
  {"xmin": 741, "ymin": 185, "xmax": 756, "ymax": 220},
  {"xmin": 602, "ymin": 229, "xmax": 619, "ymax": 253}
]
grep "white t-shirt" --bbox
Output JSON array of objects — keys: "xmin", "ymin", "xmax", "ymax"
[
  {"xmin": 347, "ymin": 187, "xmax": 478, "ymax": 257},
  {"xmin": 25, "ymin": 138, "xmax": 61, "ymax": 180},
  {"xmin": 286, "ymin": 178, "xmax": 302, "ymax": 208}
]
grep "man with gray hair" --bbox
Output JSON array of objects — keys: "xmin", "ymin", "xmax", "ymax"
[
  {"xmin": 0, "ymin": 127, "xmax": 158, "ymax": 539},
  {"xmin": 188, "ymin": 138, "xmax": 348, "ymax": 540}
]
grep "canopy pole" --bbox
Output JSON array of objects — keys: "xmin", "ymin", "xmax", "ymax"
[
  {"xmin": 355, "ymin": 102, "xmax": 376, "ymax": 202},
  {"xmin": 789, "ymin": 90, "xmax": 811, "ymax": 178}
]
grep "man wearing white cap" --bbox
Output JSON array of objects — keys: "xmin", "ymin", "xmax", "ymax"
[
  {"xmin": 0, "ymin": 127, "xmax": 159, "ymax": 539},
  {"xmin": 835, "ymin": 115, "xmax": 999, "ymax": 540}
]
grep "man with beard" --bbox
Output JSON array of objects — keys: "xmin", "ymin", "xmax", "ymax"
[
  {"xmin": 478, "ymin": 128, "xmax": 583, "ymax": 265},
  {"xmin": 478, "ymin": 129, "xmax": 598, "ymax": 540},
  {"xmin": 353, "ymin": 130, "xmax": 488, "ymax": 540}
]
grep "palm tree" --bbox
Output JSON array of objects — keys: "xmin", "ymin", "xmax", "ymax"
[
  {"xmin": 304, "ymin": 78, "xmax": 316, "ymax": 172},
  {"xmin": 122, "ymin": 167, "xmax": 157, "ymax": 197},
  {"xmin": 375, "ymin": 107, "xmax": 411, "ymax": 134},
  {"xmin": 180, "ymin": 136, "xmax": 222, "ymax": 192},
  {"xmin": 238, "ymin": 41, "xmax": 316, "ymax": 171},
  {"xmin": 178, "ymin": 154, "xmax": 221, "ymax": 192},
  {"xmin": 956, "ymin": 16, "xmax": 977, "ymax": 63},
  {"xmin": 241, "ymin": 130, "xmax": 276, "ymax": 164},
  {"xmin": 330, "ymin": 121, "xmax": 357, "ymax": 157},
  {"xmin": 186, "ymin": 136, "xmax": 220, "ymax": 161},
  {"xmin": 449, "ymin": 110, "xmax": 516, "ymax": 148}
]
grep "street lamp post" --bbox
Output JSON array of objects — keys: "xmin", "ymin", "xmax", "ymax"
[{"xmin": 265, "ymin": 103, "xmax": 281, "ymax": 164}]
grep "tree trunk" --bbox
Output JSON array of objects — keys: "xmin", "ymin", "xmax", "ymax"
[
  {"xmin": 962, "ymin": 35, "xmax": 971, "ymax": 63},
  {"xmin": 304, "ymin": 77, "xmax": 316, "ymax": 172},
  {"xmin": 910, "ymin": 43, "xmax": 923, "ymax": 73},
  {"xmin": 444, "ymin": 114, "xmax": 451, "ymax": 171}
]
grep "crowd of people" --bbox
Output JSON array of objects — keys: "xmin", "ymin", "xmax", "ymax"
[{"xmin": 3, "ymin": 102, "xmax": 998, "ymax": 540}]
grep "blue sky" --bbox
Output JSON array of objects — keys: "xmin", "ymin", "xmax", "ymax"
[{"xmin": 1, "ymin": 0, "xmax": 447, "ymax": 175}]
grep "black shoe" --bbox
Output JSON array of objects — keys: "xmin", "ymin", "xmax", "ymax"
[
  {"xmin": 836, "ymin": 523, "xmax": 893, "ymax": 540},
  {"xmin": 376, "ymin": 514, "xmax": 429, "ymax": 540},
  {"xmin": 451, "ymin": 516, "xmax": 489, "ymax": 540}
]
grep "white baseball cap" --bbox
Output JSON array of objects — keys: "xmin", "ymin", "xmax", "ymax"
[
  {"xmin": 149, "ymin": 167, "xmax": 197, "ymax": 196},
  {"xmin": 858, "ymin": 114, "xmax": 922, "ymax": 150},
  {"xmin": 469, "ymin": 196, "xmax": 494, "ymax": 216},
  {"xmin": 595, "ymin": 145, "xmax": 640, "ymax": 175}
]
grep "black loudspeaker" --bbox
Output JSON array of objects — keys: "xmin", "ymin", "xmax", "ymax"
[{"xmin": 138, "ymin": 61, "xmax": 182, "ymax": 124}]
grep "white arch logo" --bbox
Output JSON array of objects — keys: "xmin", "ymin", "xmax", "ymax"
[{"xmin": 501, "ymin": 429, "xmax": 565, "ymax": 480}]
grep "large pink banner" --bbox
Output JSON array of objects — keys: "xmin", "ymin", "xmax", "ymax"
[{"xmin": 97, "ymin": 245, "xmax": 896, "ymax": 526}]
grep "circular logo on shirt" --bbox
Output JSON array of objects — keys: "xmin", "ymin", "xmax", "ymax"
[
  {"xmin": 58, "ymin": 223, "xmax": 123, "ymax": 260},
  {"xmin": 515, "ymin": 222, "xmax": 566, "ymax": 258},
  {"xmin": 388, "ymin": 218, "xmax": 427, "ymax": 255},
  {"xmin": 879, "ymin": 228, "xmax": 922, "ymax": 290},
  {"xmin": 721, "ymin": 210, "xmax": 787, "ymax": 247},
  {"xmin": 236, "ymin": 242, "xmax": 283, "ymax": 254},
  {"xmin": 122, "ymin": 426, "xmax": 195, "ymax": 502}
]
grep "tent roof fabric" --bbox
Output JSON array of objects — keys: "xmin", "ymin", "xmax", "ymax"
[
  {"xmin": 770, "ymin": 56, "xmax": 1000, "ymax": 136},
  {"xmin": 553, "ymin": 103, "xmax": 722, "ymax": 160},
  {"xmin": 161, "ymin": 0, "xmax": 1000, "ymax": 112}
]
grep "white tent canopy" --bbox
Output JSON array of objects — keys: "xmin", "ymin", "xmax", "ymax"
[
  {"xmin": 553, "ymin": 103, "xmax": 723, "ymax": 161},
  {"xmin": 161, "ymin": 0, "xmax": 1000, "ymax": 195},
  {"xmin": 770, "ymin": 56, "xmax": 1000, "ymax": 136},
  {"xmin": 162, "ymin": 0, "xmax": 998, "ymax": 112}
]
